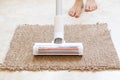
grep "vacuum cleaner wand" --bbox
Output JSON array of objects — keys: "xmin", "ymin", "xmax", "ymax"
[
  {"xmin": 53, "ymin": 0, "xmax": 64, "ymax": 44},
  {"xmin": 33, "ymin": 0, "xmax": 83, "ymax": 55}
]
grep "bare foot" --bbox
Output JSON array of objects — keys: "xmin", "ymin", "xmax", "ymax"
[
  {"xmin": 68, "ymin": 0, "xmax": 83, "ymax": 18},
  {"xmin": 85, "ymin": 0, "xmax": 97, "ymax": 12}
]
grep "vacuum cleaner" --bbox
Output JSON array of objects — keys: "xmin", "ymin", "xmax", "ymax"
[{"xmin": 33, "ymin": 0, "xmax": 83, "ymax": 55}]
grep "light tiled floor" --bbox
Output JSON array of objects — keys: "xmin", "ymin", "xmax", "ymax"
[{"xmin": 0, "ymin": 0, "xmax": 120, "ymax": 80}]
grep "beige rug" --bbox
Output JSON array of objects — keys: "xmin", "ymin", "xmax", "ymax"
[{"xmin": 1, "ymin": 23, "xmax": 120, "ymax": 71}]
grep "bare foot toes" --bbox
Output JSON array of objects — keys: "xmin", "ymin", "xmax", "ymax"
[
  {"xmin": 85, "ymin": 0, "xmax": 97, "ymax": 12},
  {"xmin": 69, "ymin": 8, "xmax": 75, "ymax": 17},
  {"xmin": 68, "ymin": 0, "xmax": 83, "ymax": 18}
]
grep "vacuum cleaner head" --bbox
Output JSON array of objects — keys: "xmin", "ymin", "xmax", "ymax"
[{"xmin": 33, "ymin": 43, "xmax": 83, "ymax": 56}]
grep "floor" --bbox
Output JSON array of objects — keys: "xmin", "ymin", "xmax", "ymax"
[{"xmin": 0, "ymin": 0, "xmax": 120, "ymax": 80}]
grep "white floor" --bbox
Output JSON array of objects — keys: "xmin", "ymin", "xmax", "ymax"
[{"xmin": 0, "ymin": 0, "xmax": 120, "ymax": 80}]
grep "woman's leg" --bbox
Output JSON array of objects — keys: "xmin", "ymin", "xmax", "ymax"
[
  {"xmin": 85, "ymin": 0, "xmax": 97, "ymax": 12},
  {"xmin": 68, "ymin": 0, "xmax": 83, "ymax": 18}
]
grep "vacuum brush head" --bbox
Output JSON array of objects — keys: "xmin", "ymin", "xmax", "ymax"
[{"xmin": 33, "ymin": 43, "xmax": 83, "ymax": 56}]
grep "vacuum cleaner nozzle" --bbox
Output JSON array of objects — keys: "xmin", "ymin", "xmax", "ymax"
[{"xmin": 33, "ymin": 43, "xmax": 83, "ymax": 55}]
